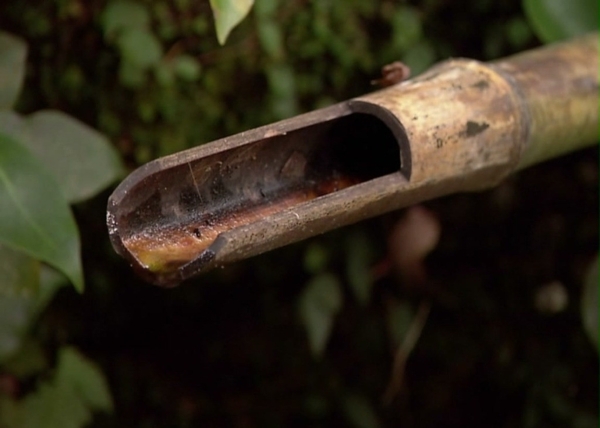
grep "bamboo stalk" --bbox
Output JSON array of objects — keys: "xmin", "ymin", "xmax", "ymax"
[
  {"xmin": 494, "ymin": 33, "xmax": 598, "ymax": 169},
  {"xmin": 107, "ymin": 33, "xmax": 599, "ymax": 286}
]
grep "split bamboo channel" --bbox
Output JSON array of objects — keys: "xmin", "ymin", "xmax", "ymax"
[{"xmin": 107, "ymin": 33, "xmax": 599, "ymax": 286}]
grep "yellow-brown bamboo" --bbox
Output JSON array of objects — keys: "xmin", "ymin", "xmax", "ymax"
[{"xmin": 108, "ymin": 33, "xmax": 599, "ymax": 286}]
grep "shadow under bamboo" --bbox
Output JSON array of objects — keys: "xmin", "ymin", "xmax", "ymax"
[{"xmin": 107, "ymin": 33, "xmax": 599, "ymax": 286}]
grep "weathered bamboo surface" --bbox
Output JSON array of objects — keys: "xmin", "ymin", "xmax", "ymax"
[{"xmin": 107, "ymin": 33, "xmax": 599, "ymax": 286}]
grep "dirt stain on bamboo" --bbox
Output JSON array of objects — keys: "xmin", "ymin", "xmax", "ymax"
[
  {"xmin": 464, "ymin": 121, "xmax": 490, "ymax": 137},
  {"xmin": 123, "ymin": 175, "xmax": 358, "ymax": 274}
]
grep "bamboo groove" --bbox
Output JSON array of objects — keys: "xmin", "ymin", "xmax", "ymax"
[{"xmin": 107, "ymin": 33, "xmax": 599, "ymax": 286}]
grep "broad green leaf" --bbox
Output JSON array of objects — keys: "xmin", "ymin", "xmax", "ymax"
[
  {"xmin": 0, "ymin": 32, "xmax": 27, "ymax": 109},
  {"xmin": 523, "ymin": 0, "xmax": 598, "ymax": 43},
  {"xmin": 0, "ymin": 108, "xmax": 26, "ymax": 136},
  {"xmin": 0, "ymin": 346, "xmax": 113, "ymax": 428},
  {"xmin": 22, "ymin": 378, "xmax": 92, "ymax": 428},
  {"xmin": 0, "ymin": 244, "xmax": 39, "ymax": 362},
  {"xmin": 0, "ymin": 244, "xmax": 39, "ymax": 298},
  {"xmin": 209, "ymin": 0, "xmax": 255, "ymax": 45},
  {"xmin": 299, "ymin": 272, "xmax": 343, "ymax": 356},
  {"xmin": 37, "ymin": 265, "xmax": 69, "ymax": 310},
  {"xmin": 0, "ymin": 248, "xmax": 67, "ymax": 365},
  {"xmin": 2, "ymin": 339, "xmax": 48, "ymax": 378},
  {"xmin": 25, "ymin": 111, "xmax": 124, "ymax": 203},
  {"xmin": 0, "ymin": 133, "xmax": 83, "ymax": 291},
  {"xmin": 101, "ymin": 0, "xmax": 151, "ymax": 40},
  {"xmin": 581, "ymin": 256, "xmax": 598, "ymax": 350},
  {"xmin": 0, "ymin": 110, "xmax": 124, "ymax": 203},
  {"xmin": 55, "ymin": 347, "xmax": 114, "ymax": 412},
  {"xmin": 116, "ymin": 28, "xmax": 163, "ymax": 69}
]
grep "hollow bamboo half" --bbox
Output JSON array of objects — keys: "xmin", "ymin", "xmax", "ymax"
[{"xmin": 107, "ymin": 33, "xmax": 599, "ymax": 286}]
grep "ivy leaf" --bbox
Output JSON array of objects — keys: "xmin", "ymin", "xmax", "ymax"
[
  {"xmin": 0, "ymin": 247, "xmax": 69, "ymax": 365},
  {"xmin": 0, "ymin": 346, "xmax": 113, "ymax": 428},
  {"xmin": 173, "ymin": 55, "xmax": 202, "ymax": 82},
  {"xmin": 209, "ymin": 0, "xmax": 255, "ymax": 45},
  {"xmin": 0, "ymin": 110, "xmax": 124, "ymax": 204},
  {"xmin": 0, "ymin": 32, "xmax": 27, "ymax": 109},
  {"xmin": 116, "ymin": 28, "xmax": 162, "ymax": 69},
  {"xmin": 24, "ymin": 111, "xmax": 124, "ymax": 203},
  {"xmin": 0, "ymin": 133, "xmax": 83, "ymax": 291},
  {"xmin": 101, "ymin": 0, "xmax": 151, "ymax": 40},
  {"xmin": 523, "ymin": 0, "xmax": 598, "ymax": 43},
  {"xmin": 0, "ymin": 244, "xmax": 39, "ymax": 363},
  {"xmin": 55, "ymin": 347, "xmax": 114, "ymax": 412},
  {"xmin": 299, "ymin": 272, "xmax": 343, "ymax": 357}
]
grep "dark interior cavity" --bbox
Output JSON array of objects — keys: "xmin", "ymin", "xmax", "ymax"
[
  {"xmin": 113, "ymin": 111, "xmax": 404, "ymax": 274},
  {"xmin": 120, "ymin": 112, "xmax": 402, "ymax": 238}
]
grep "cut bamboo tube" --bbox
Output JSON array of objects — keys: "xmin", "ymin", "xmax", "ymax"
[{"xmin": 107, "ymin": 33, "xmax": 599, "ymax": 286}]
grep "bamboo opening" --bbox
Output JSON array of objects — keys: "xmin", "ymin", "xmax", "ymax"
[{"xmin": 115, "ymin": 112, "xmax": 403, "ymax": 275}]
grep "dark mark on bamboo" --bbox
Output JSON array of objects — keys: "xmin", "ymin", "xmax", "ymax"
[
  {"xmin": 472, "ymin": 80, "xmax": 489, "ymax": 90},
  {"xmin": 465, "ymin": 121, "xmax": 490, "ymax": 137}
]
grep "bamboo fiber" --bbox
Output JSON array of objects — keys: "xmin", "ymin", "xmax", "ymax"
[{"xmin": 107, "ymin": 33, "xmax": 599, "ymax": 286}]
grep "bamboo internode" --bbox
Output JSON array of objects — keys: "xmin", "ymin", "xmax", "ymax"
[{"xmin": 107, "ymin": 33, "xmax": 599, "ymax": 286}]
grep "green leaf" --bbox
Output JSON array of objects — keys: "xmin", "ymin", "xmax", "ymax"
[
  {"xmin": 101, "ymin": 0, "xmax": 151, "ymax": 40},
  {"xmin": 346, "ymin": 231, "xmax": 374, "ymax": 306},
  {"xmin": 523, "ymin": 0, "xmax": 598, "ymax": 43},
  {"xmin": 37, "ymin": 265, "xmax": 69, "ymax": 310},
  {"xmin": 55, "ymin": 347, "xmax": 114, "ymax": 412},
  {"xmin": 0, "ymin": 244, "xmax": 39, "ymax": 362},
  {"xmin": 303, "ymin": 242, "xmax": 330, "ymax": 274},
  {"xmin": 0, "ymin": 347, "xmax": 113, "ymax": 428},
  {"xmin": 0, "ymin": 133, "xmax": 83, "ymax": 291},
  {"xmin": 257, "ymin": 20, "xmax": 283, "ymax": 59},
  {"xmin": 2, "ymin": 339, "xmax": 48, "ymax": 378},
  {"xmin": 299, "ymin": 272, "xmax": 343, "ymax": 357},
  {"xmin": 390, "ymin": 6, "xmax": 422, "ymax": 53},
  {"xmin": 209, "ymin": 0, "xmax": 255, "ymax": 45},
  {"xmin": 0, "ymin": 248, "xmax": 68, "ymax": 365},
  {"xmin": 0, "ymin": 32, "xmax": 27, "ymax": 109},
  {"xmin": 118, "ymin": 60, "xmax": 147, "ymax": 88},
  {"xmin": 173, "ymin": 55, "xmax": 202, "ymax": 81},
  {"xmin": 0, "ymin": 244, "xmax": 39, "ymax": 297},
  {"xmin": 25, "ymin": 111, "xmax": 124, "ymax": 203},
  {"xmin": 155, "ymin": 61, "xmax": 176, "ymax": 87},
  {"xmin": 266, "ymin": 63, "xmax": 298, "ymax": 119},
  {"xmin": 402, "ymin": 39, "xmax": 436, "ymax": 76},
  {"xmin": 581, "ymin": 256, "xmax": 598, "ymax": 350},
  {"xmin": 116, "ymin": 28, "xmax": 163, "ymax": 69},
  {"xmin": 0, "ymin": 111, "xmax": 124, "ymax": 203}
]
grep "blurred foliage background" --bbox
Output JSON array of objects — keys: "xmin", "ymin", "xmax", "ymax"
[{"xmin": 0, "ymin": 0, "xmax": 598, "ymax": 427}]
